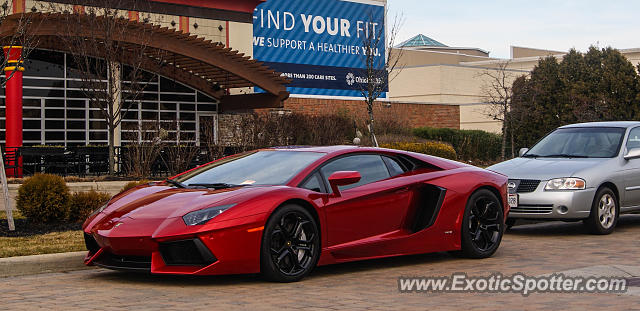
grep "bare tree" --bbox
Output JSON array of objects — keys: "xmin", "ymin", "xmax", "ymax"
[
  {"xmin": 0, "ymin": 3, "xmax": 46, "ymax": 88},
  {"xmin": 0, "ymin": 5, "xmax": 49, "ymax": 232},
  {"xmin": 356, "ymin": 10, "xmax": 404, "ymax": 147},
  {"xmin": 200, "ymin": 118, "xmax": 226, "ymax": 162},
  {"xmin": 122, "ymin": 121, "xmax": 165, "ymax": 178},
  {"xmin": 479, "ymin": 61, "xmax": 518, "ymax": 160},
  {"xmin": 47, "ymin": 0, "xmax": 164, "ymax": 174},
  {"xmin": 162, "ymin": 121, "xmax": 200, "ymax": 176}
]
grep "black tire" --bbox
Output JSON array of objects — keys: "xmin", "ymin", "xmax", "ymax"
[
  {"xmin": 584, "ymin": 187, "xmax": 619, "ymax": 235},
  {"xmin": 260, "ymin": 204, "xmax": 320, "ymax": 282},
  {"xmin": 505, "ymin": 218, "xmax": 517, "ymax": 230},
  {"xmin": 459, "ymin": 189, "xmax": 505, "ymax": 258}
]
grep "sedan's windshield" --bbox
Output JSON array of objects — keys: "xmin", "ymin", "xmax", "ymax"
[
  {"xmin": 524, "ymin": 127, "xmax": 626, "ymax": 158},
  {"xmin": 175, "ymin": 151, "xmax": 325, "ymax": 186}
]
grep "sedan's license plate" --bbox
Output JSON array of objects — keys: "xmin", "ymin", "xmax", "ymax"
[{"xmin": 508, "ymin": 194, "xmax": 518, "ymax": 208}]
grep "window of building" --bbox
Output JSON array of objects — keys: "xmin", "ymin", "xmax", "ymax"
[{"xmin": 0, "ymin": 49, "xmax": 218, "ymax": 147}]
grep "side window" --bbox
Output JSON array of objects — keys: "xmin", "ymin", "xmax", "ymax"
[
  {"xmin": 300, "ymin": 173, "xmax": 323, "ymax": 193},
  {"xmin": 383, "ymin": 156, "xmax": 406, "ymax": 177},
  {"xmin": 320, "ymin": 155, "xmax": 391, "ymax": 192},
  {"xmin": 627, "ymin": 127, "xmax": 640, "ymax": 150}
]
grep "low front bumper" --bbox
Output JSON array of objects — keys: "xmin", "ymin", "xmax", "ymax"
[
  {"xmin": 83, "ymin": 214, "xmax": 266, "ymax": 275},
  {"xmin": 510, "ymin": 187, "xmax": 596, "ymax": 220}
]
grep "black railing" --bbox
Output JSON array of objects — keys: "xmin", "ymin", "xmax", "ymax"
[{"xmin": 2, "ymin": 146, "xmax": 246, "ymax": 177}]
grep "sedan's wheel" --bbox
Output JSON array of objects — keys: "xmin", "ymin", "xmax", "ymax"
[
  {"xmin": 261, "ymin": 204, "xmax": 320, "ymax": 282},
  {"xmin": 584, "ymin": 187, "xmax": 619, "ymax": 235},
  {"xmin": 459, "ymin": 189, "xmax": 504, "ymax": 258}
]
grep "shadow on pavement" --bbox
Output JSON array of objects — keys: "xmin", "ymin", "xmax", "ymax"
[
  {"xmin": 507, "ymin": 214, "xmax": 640, "ymax": 236},
  {"xmin": 87, "ymin": 252, "xmax": 457, "ymax": 286}
]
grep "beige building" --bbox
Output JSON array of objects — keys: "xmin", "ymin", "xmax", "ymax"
[{"xmin": 389, "ymin": 34, "xmax": 640, "ymax": 133}]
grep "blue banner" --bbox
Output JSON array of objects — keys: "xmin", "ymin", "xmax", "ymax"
[{"xmin": 253, "ymin": 0, "xmax": 386, "ymax": 98}]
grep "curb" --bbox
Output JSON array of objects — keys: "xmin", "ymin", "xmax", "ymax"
[{"xmin": 0, "ymin": 251, "xmax": 92, "ymax": 278}]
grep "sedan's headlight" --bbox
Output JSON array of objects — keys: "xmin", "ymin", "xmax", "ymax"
[
  {"xmin": 545, "ymin": 178, "xmax": 586, "ymax": 190},
  {"xmin": 183, "ymin": 204, "xmax": 236, "ymax": 226}
]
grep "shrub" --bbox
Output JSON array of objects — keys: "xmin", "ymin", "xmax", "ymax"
[
  {"xmin": 120, "ymin": 180, "xmax": 151, "ymax": 193},
  {"xmin": 68, "ymin": 190, "xmax": 112, "ymax": 223},
  {"xmin": 413, "ymin": 127, "xmax": 501, "ymax": 163},
  {"xmin": 16, "ymin": 174, "xmax": 70, "ymax": 224},
  {"xmin": 381, "ymin": 141, "xmax": 457, "ymax": 160},
  {"xmin": 377, "ymin": 134, "xmax": 428, "ymax": 145}
]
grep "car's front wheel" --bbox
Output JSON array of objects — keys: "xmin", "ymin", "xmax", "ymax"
[
  {"xmin": 459, "ymin": 189, "xmax": 505, "ymax": 258},
  {"xmin": 584, "ymin": 187, "xmax": 619, "ymax": 235},
  {"xmin": 260, "ymin": 204, "xmax": 320, "ymax": 282}
]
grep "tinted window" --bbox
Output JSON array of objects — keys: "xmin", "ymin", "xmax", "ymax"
[
  {"xmin": 177, "ymin": 151, "xmax": 325, "ymax": 186},
  {"xmin": 525, "ymin": 127, "xmax": 626, "ymax": 158},
  {"xmin": 321, "ymin": 155, "xmax": 390, "ymax": 192},
  {"xmin": 300, "ymin": 173, "xmax": 323, "ymax": 192},
  {"xmin": 383, "ymin": 156, "xmax": 406, "ymax": 176},
  {"xmin": 627, "ymin": 127, "xmax": 640, "ymax": 150}
]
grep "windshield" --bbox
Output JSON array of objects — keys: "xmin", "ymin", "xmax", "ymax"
[
  {"xmin": 525, "ymin": 127, "xmax": 626, "ymax": 158},
  {"xmin": 175, "ymin": 151, "xmax": 325, "ymax": 186}
]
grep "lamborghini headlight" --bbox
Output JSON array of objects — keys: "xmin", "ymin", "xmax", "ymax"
[
  {"xmin": 183, "ymin": 204, "xmax": 236, "ymax": 226},
  {"xmin": 545, "ymin": 178, "xmax": 586, "ymax": 191},
  {"xmin": 88, "ymin": 203, "xmax": 109, "ymax": 219}
]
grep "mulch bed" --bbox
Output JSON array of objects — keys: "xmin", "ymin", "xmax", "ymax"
[{"xmin": 0, "ymin": 219, "xmax": 82, "ymax": 237}]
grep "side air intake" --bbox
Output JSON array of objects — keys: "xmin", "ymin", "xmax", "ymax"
[{"xmin": 411, "ymin": 184, "xmax": 447, "ymax": 233}]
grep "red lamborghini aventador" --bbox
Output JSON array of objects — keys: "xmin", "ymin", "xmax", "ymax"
[{"xmin": 83, "ymin": 146, "xmax": 508, "ymax": 282}]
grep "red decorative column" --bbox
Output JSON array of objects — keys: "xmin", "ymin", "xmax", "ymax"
[{"xmin": 3, "ymin": 46, "xmax": 24, "ymax": 178}]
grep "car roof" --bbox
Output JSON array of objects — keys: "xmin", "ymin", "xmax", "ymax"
[
  {"xmin": 263, "ymin": 145, "xmax": 463, "ymax": 170},
  {"xmin": 265, "ymin": 145, "xmax": 377, "ymax": 155},
  {"xmin": 560, "ymin": 121, "xmax": 640, "ymax": 129}
]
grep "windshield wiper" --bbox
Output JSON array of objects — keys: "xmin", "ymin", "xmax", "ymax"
[
  {"xmin": 522, "ymin": 153, "xmax": 540, "ymax": 158},
  {"xmin": 187, "ymin": 183, "xmax": 247, "ymax": 189},
  {"xmin": 540, "ymin": 154, "xmax": 589, "ymax": 158},
  {"xmin": 165, "ymin": 178, "xmax": 188, "ymax": 188}
]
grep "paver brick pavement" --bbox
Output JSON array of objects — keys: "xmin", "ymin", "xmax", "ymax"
[{"xmin": 3, "ymin": 216, "xmax": 640, "ymax": 310}]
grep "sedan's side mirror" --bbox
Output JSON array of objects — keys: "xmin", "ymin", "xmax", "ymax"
[
  {"xmin": 519, "ymin": 148, "xmax": 529, "ymax": 157},
  {"xmin": 328, "ymin": 171, "xmax": 361, "ymax": 197},
  {"xmin": 624, "ymin": 148, "xmax": 640, "ymax": 160}
]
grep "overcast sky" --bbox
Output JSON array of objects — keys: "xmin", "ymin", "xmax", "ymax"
[{"xmin": 387, "ymin": 0, "xmax": 636, "ymax": 59}]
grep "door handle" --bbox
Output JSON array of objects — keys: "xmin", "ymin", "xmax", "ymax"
[{"xmin": 394, "ymin": 187, "xmax": 410, "ymax": 194}]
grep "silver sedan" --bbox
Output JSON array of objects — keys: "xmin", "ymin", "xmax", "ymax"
[{"xmin": 487, "ymin": 121, "xmax": 640, "ymax": 234}]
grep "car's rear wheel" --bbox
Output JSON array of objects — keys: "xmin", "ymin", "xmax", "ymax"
[
  {"xmin": 459, "ymin": 189, "xmax": 504, "ymax": 258},
  {"xmin": 584, "ymin": 187, "xmax": 619, "ymax": 235},
  {"xmin": 260, "ymin": 204, "xmax": 320, "ymax": 282}
]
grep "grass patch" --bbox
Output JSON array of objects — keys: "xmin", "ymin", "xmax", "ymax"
[
  {"xmin": 0, "ymin": 211, "xmax": 85, "ymax": 258},
  {"xmin": 0, "ymin": 230, "xmax": 85, "ymax": 258}
]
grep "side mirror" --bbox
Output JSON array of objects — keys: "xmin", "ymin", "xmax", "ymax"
[
  {"xmin": 328, "ymin": 171, "xmax": 361, "ymax": 197},
  {"xmin": 624, "ymin": 148, "xmax": 640, "ymax": 160},
  {"xmin": 519, "ymin": 148, "xmax": 530, "ymax": 157}
]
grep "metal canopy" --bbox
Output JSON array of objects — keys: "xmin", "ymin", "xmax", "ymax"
[{"xmin": 0, "ymin": 12, "xmax": 290, "ymax": 104}]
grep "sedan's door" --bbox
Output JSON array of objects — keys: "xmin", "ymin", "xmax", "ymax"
[
  {"xmin": 621, "ymin": 127, "xmax": 640, "ymax": 208},
  {"xmin": 318, "ymin": 154, "xmax": 414, "ymax": 247}
]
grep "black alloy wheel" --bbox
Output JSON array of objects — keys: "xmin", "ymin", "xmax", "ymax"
[
  {"xmin": 261, "ymin": 204, "xmax": 320, "ymax": 282},
  {"xmin": 458, "ymin": 189, "xmax": 504, "ymax": 258}
]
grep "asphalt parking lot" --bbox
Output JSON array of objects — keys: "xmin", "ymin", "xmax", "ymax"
[{"xmin": 3, "ymin": 216, "xmax": 640, "ymax": 310}]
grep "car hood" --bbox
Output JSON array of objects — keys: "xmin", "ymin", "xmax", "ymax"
[
  {"xmin": 486, "ymin": 157, "xmax": 605, "ymax": 180},
  {"xmin": 100, "ymin": 185, "xmax": 256, "ymax": 220}
]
